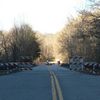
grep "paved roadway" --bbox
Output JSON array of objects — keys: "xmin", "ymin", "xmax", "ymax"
[{"xmin": 0, "ymin": 64, "xmax": 100, "ymax": 100}]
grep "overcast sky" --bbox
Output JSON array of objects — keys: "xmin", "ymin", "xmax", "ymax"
[{"xmin": 0, "ymin": 0, "xmax": 89, "ymax": 33}]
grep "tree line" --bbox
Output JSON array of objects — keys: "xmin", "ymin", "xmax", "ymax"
[
  {"xmin": 0, "ymin": 24, "xmax": 40, "ymax": 62},
  {"xmin": 57, "ymin": 0, "xmax": 100, "ymax": 63},
  {"xmin": 0, "ymin": 0, "xmax": 99, "ymax": 63}
]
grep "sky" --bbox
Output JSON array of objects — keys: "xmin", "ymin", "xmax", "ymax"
[{"xmin": 0, "ymin": 0, "xmax": 88, "ymax": 33}]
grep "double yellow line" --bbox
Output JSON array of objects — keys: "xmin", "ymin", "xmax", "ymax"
[{"xmin": 49, "ymin": 70, "xmax": 64, "ymax": 100}]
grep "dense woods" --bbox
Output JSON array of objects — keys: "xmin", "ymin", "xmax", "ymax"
[
  {"xmin": 0, "ymin": 0, "xmax": 100, "ymax": 64},
  {"xmin": 36, "ymin": 33, "xmax": 57, "ymax": 62},
  {"xmin": 0, "ymin": 24, "xmax": 40, "ymax": 62},
  {"xmin": 57, "ymin": 0, "xmax": 100, "ymax": 63}
]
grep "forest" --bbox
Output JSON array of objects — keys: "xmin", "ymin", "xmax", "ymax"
[{"xmin": 0, "ymin": 0, "xmax": 100, "ymax": 63}]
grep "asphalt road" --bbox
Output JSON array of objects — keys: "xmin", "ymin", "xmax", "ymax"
[{"xmin": 0, "ymin": 64, "xmax": 100, "ymax": 100}]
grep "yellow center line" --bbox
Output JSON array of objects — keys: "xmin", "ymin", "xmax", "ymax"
[
  {"xmin": 50, "ymin": 71, "xmax": 57, "ymax": 100},
  {"xmin": 48, "ymin": 67, "xmax": 64, "ymax": 100},
  {"xmin": 52, "ymin": 72, "xmax": 64, "ymax": 100}
]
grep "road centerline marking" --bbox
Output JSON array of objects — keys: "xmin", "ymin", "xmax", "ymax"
[
  {"xmin": 52, "ymin": 72, "xmax": 64, "ymax": 100},
  {"xmin": 48, "ymin": 67, "xmax": 64, "ymax": 100},
  {"xmin": 50, "ymin": 71, "xmax": 57, "ymax": 100}
]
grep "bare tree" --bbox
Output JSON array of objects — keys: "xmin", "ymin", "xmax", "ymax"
[
  {"xmin": 58, "ymin": 9, "xmax": 100, "ymax": 63},
  {"xmin": 9, "ymin": 24, "xmax": 40, "ymax": 62}
]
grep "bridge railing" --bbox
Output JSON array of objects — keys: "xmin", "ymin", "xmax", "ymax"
[{"xmin": 0, "ymin": 62, "xmax": 36, "ymax": 75}]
